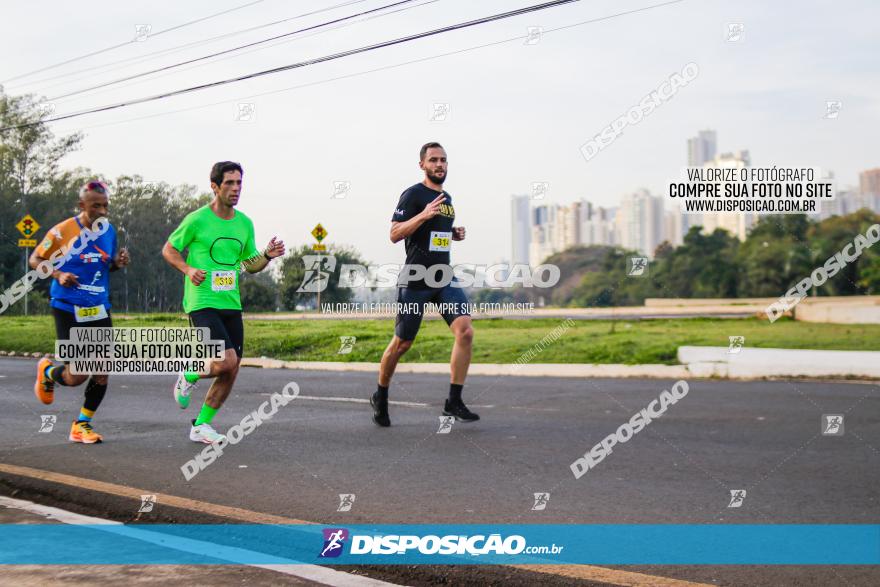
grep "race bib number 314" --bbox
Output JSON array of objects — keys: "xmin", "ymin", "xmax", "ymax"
[
  {"xmin": 211, "ymin": 271, "xmax": 236, "ymax": 291},
  {"xmin": 429, "ymin": 231, "xmax": 452, "ymax": 252}
]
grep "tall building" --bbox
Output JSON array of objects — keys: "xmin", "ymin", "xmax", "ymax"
[
  {"xmin": 817, "ymin": 186, "xmax": 856, "ymax": 220},
  {"xmin": 615, "ymin": 189, "xmax": 665, "ymax": 257},
  {"xmin": 580, "ymin": 203, "xmax": 617, "ymax": 247},
  {"xmin": 510, "ymin": 195, "xmax": 531, "ymax": 266},
  {"xmin": 687, "ymin": 129, "xmax": 717, "ymax": 167},
  {"xmin": 693, "ymin": 150, "xmax": 754, "ymax": 241},
  {"xmin": 664, "ymin": 210, "xmax": 684, "ymax": 247},
  {"xmin": 860, "ymin": 168, "xmax": 880, "ymax": 197},
  {"xmin": 529, "ymin": 204, "xmax": 558, "ymax": 266},
  {"xmin": 557, "ymin": 201, "xmax": 581, "ymax": 251}
]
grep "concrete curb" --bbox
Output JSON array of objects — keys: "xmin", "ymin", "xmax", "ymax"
[
  {"xmin": 678, "ymin": 346, "xmax": 880, "ymax": 379},
  {"xmin": 238, "ymin": 357, "xmax": 690, "ymax": 379},
  {"xmin": 2, "ymin": 350, "xmax": 875, "ymax": 381}
]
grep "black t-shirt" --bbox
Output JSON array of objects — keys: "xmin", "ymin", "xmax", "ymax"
[{"xmin": 391, "ymin": 183, "xmax": 455, "ymax": 289}]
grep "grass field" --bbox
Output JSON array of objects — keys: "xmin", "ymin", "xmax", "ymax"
[{"xmin": 1, "ymin": 314, "xmax": 879, "ymax": 365}]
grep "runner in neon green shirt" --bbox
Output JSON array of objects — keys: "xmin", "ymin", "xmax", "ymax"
[
  {"xmin": 168, "ymin": 204, "xmax": 259, "ymax": 313},
  {"xmin": 162, "ymin": 161, "xmax": 285, "ymax": 444}
]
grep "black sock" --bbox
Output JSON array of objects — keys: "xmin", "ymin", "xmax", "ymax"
[
  {"xmin": 48, "ymin": 365, "xmax": 71, "ymax": 386},
  {"xmin": 83, "ymin": 377, "xmax": 108, "ymax": 412},
  {"xmin": 375, "ymin": 385, "xmax": 388, "ymax": 401},
  {"xmin": 449, "ymin": 383, "xmax": 463, "ymax": 403}
]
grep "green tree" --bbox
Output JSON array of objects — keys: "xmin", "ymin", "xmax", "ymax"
[
  {"xmin": 738, "ymin": 215, "xmax": 814, "ymax": 297},
  {"xmin": 650, "ymin": 227, "xmax": 742, "ymax": 298},
  {"xmin": 0, "ymin": 89, "xmax": 84, "ymax": 302},
  {"xmin": 241, "ymin": 271, "xmax": 278, "ymax": 312},
  {"xmin": 806, "ymin": 208, "xmax": 880, "ymax": 295},
  {"xmin": 278, "ymin": 244, "xmax": 367, "ymax": 310},
  {"xmin": 569, "ymin": 247, "xmax": 648, "ymax": 307},
  {"xmin": 108, "ymin": 176, "xmax": 210, "ymax": 312}
]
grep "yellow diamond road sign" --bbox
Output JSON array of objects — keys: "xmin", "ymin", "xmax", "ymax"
[
  {"xmin": 16, "ymin": 214, "xmax": 40, "ymax": 238},
  {"xmin": 311, "ymin": 223, "xmax": 327, "ymax": 242}
]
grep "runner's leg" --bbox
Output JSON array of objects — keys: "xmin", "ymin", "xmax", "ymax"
[
  {"xmin": 196, "ymin": 310, "xmax": 243, "ymax": 424},
  {"xmin": 372, "ymin": 288, "xmax": 428, "ymax": 426},
  {"xmin": 440, "ymin": 286, "xmax": 478, "ymax": 422},
  {"xmin": 449, "ymin": 315, "xmax": 474, "ymax": 386}
]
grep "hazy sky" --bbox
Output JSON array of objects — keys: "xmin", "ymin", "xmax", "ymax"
[{"xmin": 3, "ymin": 0, "xmax": 877, "ymax": 265}]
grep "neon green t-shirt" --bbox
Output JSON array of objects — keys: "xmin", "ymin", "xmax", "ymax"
[{"xmin": 167, "ymin": 205, "xmax": 260, "ymax": 313}]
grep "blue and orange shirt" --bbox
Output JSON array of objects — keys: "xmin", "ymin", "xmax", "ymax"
[{"xmin": 37, "ymin": 216, "xmax": 117, "ymax": 314}]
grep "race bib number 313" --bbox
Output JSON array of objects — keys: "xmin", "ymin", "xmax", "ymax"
[
  {"xmin": 429, "ymin": 231, "xmax": 452, "ymax": 252},
  {"xmin": 211, "ymin": 271, "xmax": 236, "ymax": 291}
]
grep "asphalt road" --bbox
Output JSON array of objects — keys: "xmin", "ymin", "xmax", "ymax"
[{"xmin": 0, "ymin": 357, "xmax": 877, "ymax": 586}]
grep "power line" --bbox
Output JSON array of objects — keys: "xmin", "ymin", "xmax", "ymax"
[
  {"xmin": 2, "ymin": 0, "xmax": 585, "ymax": 132},
  {"xmin": 11, "ymin": 0, "xmax": 373, "ymax": 94},
  {"xmin": 1, "ymin": 0, "xmax": 268, "ymax": 84},
  {"xmin": 49, "ymin": 0, "xmax": 439, "ymax": 108},
  {"xmin": 49, "ymin": 0, "xmax": 683, "ymax": 135},
  {"xmin": 47, "ymin": 0, "xmax": 425, "ymax": 102}
]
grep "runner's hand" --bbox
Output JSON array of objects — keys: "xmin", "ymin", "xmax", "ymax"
[
  {"xmin": 56, "ymin": 272, "xmax": 79, "ymax": 287},
  {"xmin": 453, "ymin": 226, "xmax": 466, "ymax": 241},
  {"xmin": 420, "ymin": 194, "xmax": 446, "ymax": 220},
  {"xmin": 264, "ymin": 237, "xmax": 285, "ymax": 259},
  {"xmin": 115, "ymin": 248, "xmax": 130, "ymax": 268},
  {"xmin": 187, "ymin": 267, "xmax": 207, "ymax": 286}
]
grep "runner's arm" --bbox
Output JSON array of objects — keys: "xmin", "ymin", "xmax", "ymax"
[
  {"xmin": 390, "ymin": 193, "xmax": 446, "ymax": 243},
  {"xmin": 27, "ymin": 249, "xmax": 44, "ymax": 271},
  {"xmin": 28, "ymin": 249, "xmax": 71, "ymax": 283},
  {"xmin": 241, "ymin": 237, "xmax": 284, "ymax": 274},
  {"xmin": 390, "ymin": 216, "xmax": 427, "ymax": 243},
  {"xmin": 162, "ymin": 242, "xmax": 206, "ymax": 285}
]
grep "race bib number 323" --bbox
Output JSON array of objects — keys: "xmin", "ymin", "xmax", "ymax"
[
  {"xmin": 429, "ymin": 231, "xmax": 452, "ymax": 252},
  {"xmin": 211, "ymin": 271, "xmax": 236, "ymax": 291}
]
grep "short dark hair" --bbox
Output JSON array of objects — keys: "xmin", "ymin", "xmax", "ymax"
[
  {"xmin": 420, "ymin": 142, "xmax": 444, "ymax": 161},
  {"xmin": 210, "ymin": 161, "xmax": 244, "ymax": 186}
]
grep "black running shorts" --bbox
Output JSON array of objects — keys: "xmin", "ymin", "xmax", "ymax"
[
  {"xmin": 52, "ymin": 308, "xmax": 114, "ymax": 365},
  {"xmin": 188, "ymin": 308, "xmax": 244, "ymax": 358},
  {"xmin": 394, "ymin": 285, "xmax": 470, "ymax": 341}
]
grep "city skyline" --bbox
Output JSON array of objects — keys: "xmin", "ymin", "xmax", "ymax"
[
  {"xmin": 2, "ymin": 0, "xmax": 876, "ymax": 267},
  {"xmin": 512, "ymin": 128, "xmax": 879, "ymax": 263}
]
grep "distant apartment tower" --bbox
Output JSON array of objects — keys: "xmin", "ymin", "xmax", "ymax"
[
  {"xmin": 510, "ymin": 195, "xmax": 531, "ymax": 266},
  {"xmin": 664, "ymin": 210, "xmax": 684, "ymax": 247},
  {"xmin": 817, "ymin": 186, "xmax": 855, "ymax": 220},
  {"xmin": 687, "ymin": 129, "xmax": 717, "ymax": 167},
  {"xmin": 557, "ymin": 201, "xmax": 581, "ymax": 251},
  {"xmin": 529, "ymin": 204, "xmax": 557, "ymax": 266},
  {"xmin": 527, "ymin": 201, "xmax": 587, "ymax": 265},
  {"xmin": 858, "ymin": 168, "xmax": 880, "ymax": 212},
  {"xmin": 579, "ymin": 201, "xmax": 617, "ymax": 246},
  {"xmin": 860, "ymin": 168, "xmax": 880, "ymax": 197},
  {"xmin": 615, "ymin": 189, "xmax": 665, "ymax": 257},
  {"xmin": 695, "ymin": 150, "xmax": 754, "ymax": 241}
]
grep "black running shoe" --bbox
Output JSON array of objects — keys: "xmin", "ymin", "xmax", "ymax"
[
  {"xmin": 443, "ymin": 399, "xmax": 480, "ymax": 422},
  {"xmin": 370, "ymin": 392, "xmax": 390, "ymax": 427}
]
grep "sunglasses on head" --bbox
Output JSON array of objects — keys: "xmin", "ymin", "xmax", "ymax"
[{"xmin": 83, "ymin": 181, "xmax": 108, "ymax": 194}]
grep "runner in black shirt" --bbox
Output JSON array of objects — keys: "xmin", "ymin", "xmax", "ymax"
[{"xmin": 371, "ymin": 142, "xmax": 478, "ymax": 427}]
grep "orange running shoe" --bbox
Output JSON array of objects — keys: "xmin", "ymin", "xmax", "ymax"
[
  {"xmin": 69, "ymin": 421, "xmax": 103, "ymax": 444},
  {"xmin": 34, "ymin": 357, "xmax": 55, "ymax": 405}
]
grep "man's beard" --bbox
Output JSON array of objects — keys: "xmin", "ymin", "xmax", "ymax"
[{"xmin": 427, "ymin": 171, "xmax": 446, "ymax": 185}]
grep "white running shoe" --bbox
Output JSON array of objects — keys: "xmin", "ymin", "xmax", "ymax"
[
  {"xmin": 189, "ymin": 420, "xmax": 226, "ymax": 444},
  {"xmin": 174, "ymin": 373, "xmax": 197, "ymax": 409}
]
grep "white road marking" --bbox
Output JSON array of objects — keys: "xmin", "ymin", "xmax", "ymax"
[
  {"xmin": 261, "ymin": 394, "xmax": 494, "ymax": 409},
  {"xmin": 0, "ymin": 495, "xmax": 403, "ymax": 587},
  {"xmin": 261, "ymin": 393, "xmax": 428, "ymax": 407}
]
